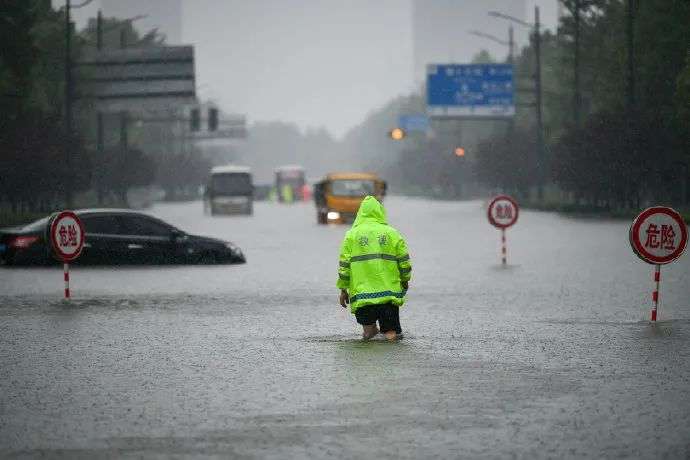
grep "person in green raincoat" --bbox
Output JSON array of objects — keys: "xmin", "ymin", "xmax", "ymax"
[
  {"xmin": 336, "ymin": 196, "xmax": 412, "ymax": 340},
  {"xmin": 281, "ymin": 184, "xmax": 294, "ymax": 203}
]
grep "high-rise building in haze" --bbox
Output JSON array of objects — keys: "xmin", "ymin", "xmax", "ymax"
[
  {"xmin": 412, "ymin": 0, "xmax": 527, "ymax": 85},
  {"xmin": 101, "ymin": 0, "xmax": 183, "ymax": 44}
]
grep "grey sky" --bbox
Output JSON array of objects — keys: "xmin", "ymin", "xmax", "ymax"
[
  {"xmin": 182, "ymin": 0, "xmax": 413, "ymax": 138},
  {"xmin": 61, "ymin": 0, "xmax": 559, "ymax": 138}
]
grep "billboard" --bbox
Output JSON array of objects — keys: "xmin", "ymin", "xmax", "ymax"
[
  {"xmin": 77, "ymin": 46, "xmax": 196, "ymax": 113},
  {"xmin": 426, "ymin": 64, "xmax": 514, "ymax": 118}
]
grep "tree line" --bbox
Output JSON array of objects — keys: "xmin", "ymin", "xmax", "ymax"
[
  {"xmin": 475, "ymin": 0, "xmax": 690, "ymax": 210},
  {"xmin": 2, "ymin": 1, "xmax": 688, "ymax": 215},
  {"xmin": 343, "ymin": 0, "xmax": 689, "ymax": 210},
  {"xmin": 0, "ymin": 1, "xmax": 209, "ymax": 214}
]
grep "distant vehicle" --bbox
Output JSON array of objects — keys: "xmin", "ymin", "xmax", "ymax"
[
  {"xmin": 0, "ymin": 210, "xmax": 245, "ymax": 266},
  {"xmin": 252, "ymin": 184, "xmax": 273, "ymax": 201},
  {"xmin": 275, "ymin": 165, "xmax": 306, "ymax": 203},
  {"xmin": 205, "ymin": 165, "xmax": 254, "ymax": 215},
  {"xmin": 313, "ymin": 172, "xmax": 387, "ymax": 224}
]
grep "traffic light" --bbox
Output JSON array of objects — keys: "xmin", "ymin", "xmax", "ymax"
[
  {"xmin": 454, "ymin": 147, "xmax": 466, "ymax": 157},
  {"xmin": 208, "ymin": 108, "xmax": 218, "ymax": 131},
  {"xmin": 190, "ymin": 108, "xmax": 200, "ymax": 131},
  {"xmin": 389, "ymin": 127, "xmax": 406, "ymax": 140}
]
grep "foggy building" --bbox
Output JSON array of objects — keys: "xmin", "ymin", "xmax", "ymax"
[{"xmin": 101, "ymin": 0, "xmax": 183, "ymax": 44}]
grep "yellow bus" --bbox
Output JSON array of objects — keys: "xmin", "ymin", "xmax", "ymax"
[{"xmin": 313, "ymin": 172, "xmax": 386, "ymax": 224}]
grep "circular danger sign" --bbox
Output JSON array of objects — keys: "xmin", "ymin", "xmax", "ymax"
[
  {"xmin": 630, "ymin": 207, "xmax": 687, "ymax": 265},
  {"xmin": 49, "ymin": 211, "xmax": 85, "ymax": 262},
  {"xmin": 488, "ymin": 195, "xmax": 519, "ymax": 229}
]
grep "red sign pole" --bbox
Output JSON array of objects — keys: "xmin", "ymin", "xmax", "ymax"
[
  {"xmin": 501, "ymin": 228, "xmax": 507, "ymax": 266},
  {"xmin": 651, "ymin": 264, "xmax": 660, "ymax": 321},
  {"xmin": 64, "ymin": 263, "xmax": 71, "ymax": 299}
]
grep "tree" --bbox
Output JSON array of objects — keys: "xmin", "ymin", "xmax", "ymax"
[
  {"xmin": 0, "ymin": 1, "xmax": 41, "ymax": 111},
  {"xmin": 95, "ymin": 147, "xmax": 156, "ymax": 204},
  {"xmin": 0, "ymin": 109, "xmax": 91, "ymax": 212},
  {"xmin": 551, "ymin": 110, "xmax": 682, "ymax": 209},
  {"xmin": 79, "ymin": 16, "xmax": 165, "ymax": 51},
  {"xmin": 471, "ymin": 49, "xmax": 495, "ymax": 64},
  {"xmin": 154, "ymin": 152, "xmax": 212, "ymax": 201},
  {"xmin": 474, "ymin": 127, "xmax": 538, "ymax": 199},
  {"xmin": 0, "ymin": 1, "xmax": 93, "ymax": 212},
  {"xmin": 558, "ymin": 0, "xmax": 605, "ymax": 125}
]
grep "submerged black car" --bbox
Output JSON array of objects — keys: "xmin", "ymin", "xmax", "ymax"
[{"xmin": 0, "ymin": 209, "xmax": 245, "ymax": 266}]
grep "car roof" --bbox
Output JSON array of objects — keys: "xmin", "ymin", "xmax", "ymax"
[
  {"xmin": 325, "ymin": 172, "xmax": 381, "ymax": 181},
  {"xmin": 211, "ymin": 165, "xmax": 252, "ymax": 174},
  {"xmin": 275, "ymin": 164, "xmax": 304, "ymax": 172},
  {"xmin": 75, "ymin": 208, "xmax": 145, "ymax": 215},
  {"xmin": 74, "ymin": 209, "xmax": 163, "ymax": 220},
  {"xmin": 1, "ymin": 209, "xmax": 167, "ymax": 234}
]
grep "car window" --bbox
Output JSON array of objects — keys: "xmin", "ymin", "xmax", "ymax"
[
  {"xmin": 81, "ymin": 215, "xmax": 123, "ymax": 235},
  {"xmin": 21, "ymin": 216, "xmax": 51, "ymax": 232},
  {"xmin": 211, "ymin": 173, "xmax": 253, "ymax": 195},
  {"xmin": 120, "ymin": 215, "xmax": 173, "ymax": 237},
  {"xmin": 331, "ymin": 180, "xmax": 376, "ymax": 197}
]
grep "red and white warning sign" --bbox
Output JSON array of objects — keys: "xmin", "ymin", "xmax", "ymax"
[
  {"xmin": 629, "ymin": 206, "xmax": 687, "ymax": 322},
  {"xmin": 487, "ymin": 195, "xmax": 519, "ymax": 266},
  {"xmin": 629, "ymin": 207, "xmax": 687, "ymax": 265},
  {"xmin": 49, "ymin": 211, "xmax": 85, "ymax": 299},
  {"xmin": 487, "ymin": 195, "xmax": 519, "ymax": 229},
  {"xmin": 50, "ymin": 211, "xmax": 85, "ymax": 262}
]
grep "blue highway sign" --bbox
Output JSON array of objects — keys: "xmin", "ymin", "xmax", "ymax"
[{"xmin": 427, "ymin": 64, "xmax": 515, "ymax": 118}]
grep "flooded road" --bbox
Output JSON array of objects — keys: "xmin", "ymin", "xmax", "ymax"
[{"xmin": 1, "ymin": 198, "xmax": 689, "ymax": 458}]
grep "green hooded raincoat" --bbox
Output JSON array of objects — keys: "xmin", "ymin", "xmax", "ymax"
[{"xmin": 336, "ymin": 196, "xmax": 412, "ymax": 313}]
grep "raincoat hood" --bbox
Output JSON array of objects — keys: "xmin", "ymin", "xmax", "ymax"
[{"xmin": 353, "ymin": 196, "xmax": 387, "ymax": 227}]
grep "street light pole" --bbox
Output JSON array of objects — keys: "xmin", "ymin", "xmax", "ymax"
[
  {"xmin": 96, "ymin": 9, "xmax": 103, "ymax": 50},
  {"xmin": 508, "ymin": 25, "xmax": 514, "ymax": 65},
  {"xmin": 488, "ymin": 8, "xmax": 545, "ymax": 201},
  {"xmin": 63, "ymin": 0, "xmax": 95, "ymax": 207},
  {"xmin": 90, "ymin": 12, "xmax": 148, "ymax": 204},
  {"xmin": 574, "ymin": 0, "xmax": 581, "ymax": 126},
  {"xmin": 534, "ymin": 6, "xmax": 544, "ymax": 201},
  {"xmin": 467, "ymin": 30, "xmax": 511, "ymax": 62},
  {"xmin": 626, "ymin": 0, "xmax": 636, "ymax": 113},
  {"xmin": 64, "ymin": 0, "xmax": 73, "ymax": 207}
]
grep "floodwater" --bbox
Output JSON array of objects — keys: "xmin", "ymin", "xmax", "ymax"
[{"xmin": 1, "ymin": 197, "xmax": 689, "ymax": 458}]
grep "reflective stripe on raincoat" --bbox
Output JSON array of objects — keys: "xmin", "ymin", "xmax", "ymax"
[{"xmin": 336, "ymin": 196, "xmax": 412, "ymax": 313}]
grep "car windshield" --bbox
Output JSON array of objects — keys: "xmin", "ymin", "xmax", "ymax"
[
  {"xmin": 276, "ymin": 170, "xmax": 305, "ymax": 186},
  {"xmin": 331, "ymin": 180, "xmax": 375, "ymax": 197},
  {"xmin": 21, "ymin": 216, "xmax": 51, "ymax": 232},
  {"xmin": 211, "ymin": 173, "xmax": 252, "ymax": 195}
]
